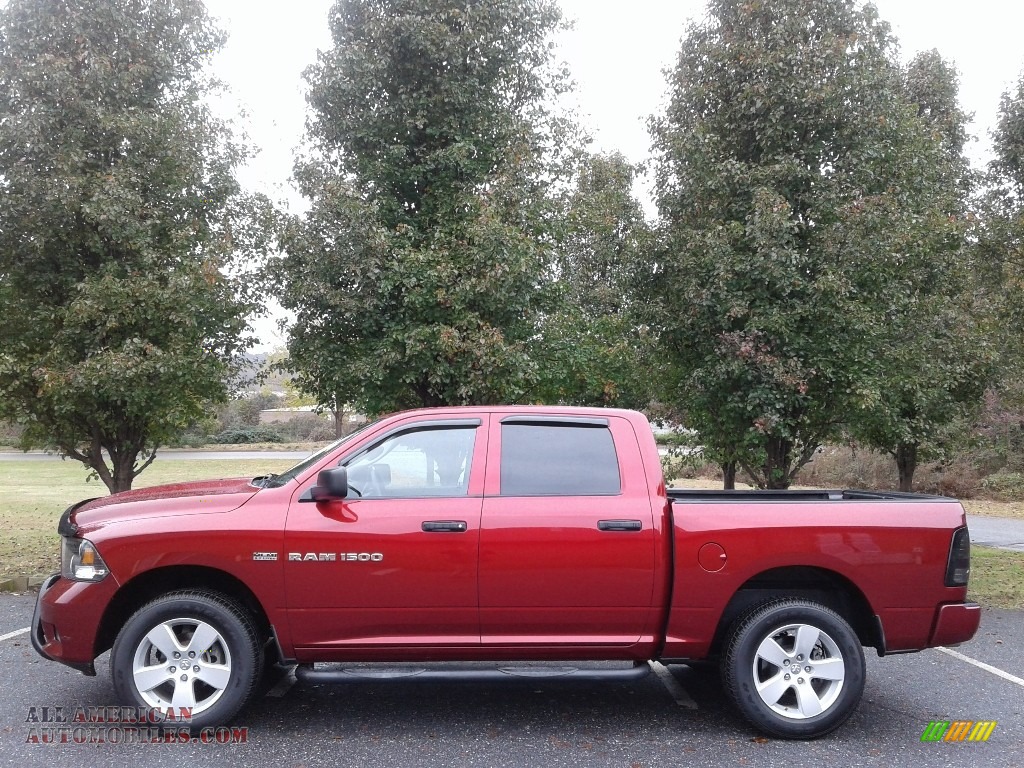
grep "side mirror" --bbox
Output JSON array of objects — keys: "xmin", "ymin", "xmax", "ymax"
[{"xmin": 310, "ymin": 466, "xmax": 348, "ymax": 501}]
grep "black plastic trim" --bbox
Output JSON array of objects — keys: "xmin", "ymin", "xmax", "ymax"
[
  {"xmin": 597, "ymin": 519, "xmax": 643, "ymax": 532},
  {"xmin": 500, "ymin": 415, "xmax": 609, "ymax": 427},
  {"xmin": 269, "ymin": 625, "xmax": 296, "ymax": 665},
  {"xmin": 668, "ymin": 488, "xmax": 956, "ymax": 502},
  {"xmin": 872, "ymin": 614, "xmax": 887, "ymax": 657},
  {"xmin": 391, "ymin": 418, "xmax": 482, "ymax": 429},
  {"xmin": 342, "ymin": 419, "xmax": 481, "ymax": 468},
  {"xmin": 295, "ymin": 661, "xmax": 651, "ymax": 684},
  {"xmin": 422, "ymin": 520, "xmax": 468, "ymax": 533}
]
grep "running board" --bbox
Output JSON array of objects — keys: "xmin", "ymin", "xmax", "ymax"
[{"xmin": 294, "ymin": 661, "xmax": 652, "ymax": 684}]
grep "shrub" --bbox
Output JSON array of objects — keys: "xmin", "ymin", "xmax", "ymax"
[
  {"xmin": 660, "ymin": 447, "xmax": 727, "ymax": 486},
  {"xmin": 914, "ymin": 459, "xmax": 982, "ymax": 499},
  {"xmin": 795, "ymin": 446, "xmax": 897, "ymax": 490},
  {"xmin": 272, "ymin": 413, "xmax": 336, "ymax": 443},
  {"xmin": 165, "ymin": 430, "xmax": 211, "ymax": 448},
  {"xmin": 0, "ymin": 420, "xmax": 24, "ymax": 447},
  {"xmin": 212, "ymin": 427, "xmax": 284, "ymax": 444},
  {"xmin": 979, "ymin": 471, "xmax": 1024, "ymax": 501}
]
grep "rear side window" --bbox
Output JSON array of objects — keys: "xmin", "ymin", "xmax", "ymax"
[{"xmin": 500, "ymin": 422, "xmax": 621, "ymax": 496}]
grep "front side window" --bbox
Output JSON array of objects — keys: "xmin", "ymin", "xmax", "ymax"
[
  {"xmin": 500, "ymin": 422, "xmax": 621, "ymax": 496},
  {"xmin": 344, "ymin": 426, "xmax": 476, "ymax": 498}
]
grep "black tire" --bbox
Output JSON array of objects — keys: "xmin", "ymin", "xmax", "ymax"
[
  {"xmin": 110, "ymin": 590, "xmax": 263, "ymax": 729},
  {"xmin": 722, "ymin": 598, "xmax": 865, "ymax": 739}
]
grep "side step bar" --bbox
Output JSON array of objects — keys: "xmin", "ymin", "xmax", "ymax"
[{"xmin": 295, "ymin": 661, "xmax": 652, "ymax": 684}]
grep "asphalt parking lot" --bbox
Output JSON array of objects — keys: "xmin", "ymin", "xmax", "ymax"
[{"xmin": 1, "ymin": 594, "xmax": 1021, "ymax": 768}]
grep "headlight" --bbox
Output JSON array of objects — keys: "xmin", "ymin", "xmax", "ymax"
[{"xmin": 60, "ymin": 537, "xmax": 109, "ymax": 582}]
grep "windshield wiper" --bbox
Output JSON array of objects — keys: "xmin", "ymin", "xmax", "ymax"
[{"xmin": 250, "ymin": 473, "xmax": 279, "ymax": 488}]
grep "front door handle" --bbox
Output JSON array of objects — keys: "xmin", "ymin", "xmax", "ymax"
[
  {"xmin": 597, "ymin": 519, "xmax": 643, "ymax": 532},
  {"xmin": 422, "ymin": 520, "xmax": 468, "ymax": 533}
]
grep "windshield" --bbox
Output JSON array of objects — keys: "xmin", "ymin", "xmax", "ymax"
[{"xmin": 259, "ymin": 418, "xmax": 382, "ymax": 488}]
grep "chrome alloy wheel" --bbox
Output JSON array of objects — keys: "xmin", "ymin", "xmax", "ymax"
[
  {"xmin": 131, "ymin": 618, "xmax": 233, "ymax": 714},
  {"xmin": 751, "ymin": 622, "xmax": 846, "ymax": 719}
]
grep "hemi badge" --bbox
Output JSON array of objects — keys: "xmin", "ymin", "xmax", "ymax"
[{"xmin": 252, "ymin": 552, "xmax": 278, "ymax": 561}]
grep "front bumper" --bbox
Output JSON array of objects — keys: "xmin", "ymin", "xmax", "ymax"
[
  {"xmin": 31, "ymin": 571, "xmax": 118, "ymax": 676},
  {"xmin": 929, "ymin": 601, "xmax": 982, "ymax": 647}
]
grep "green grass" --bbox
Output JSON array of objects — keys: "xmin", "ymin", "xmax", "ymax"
[
  {"xmin": 4, "ymin": 461, "xmax": 1023, "ymax": 612},
  {"xmin": 0, "ymin": 458, "xmax": 294, "ymax": 577},
  {"xmin": 961, "ymin": 498, "xmax": 1024, "ymax": 521},
  {"xmin": 969, "ymin": 546, "xmax": 1024, "ymax": 610}
]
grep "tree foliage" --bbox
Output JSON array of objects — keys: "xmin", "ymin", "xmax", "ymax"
[
  {"xmin": 978, "ymin": 72, "xmax": 1024, "ymax": 337},
  {"xmin": 649, "ymin": 0, "xmax": 977, "ymax": 488},
  {"xmin": 535, "ymin": 152, "xmax": 657, "ymax": 407},
  {"xmin": 0, "ymin": 0, "xmax": 270, "ymax": 492},
  {"xmin": 847, "ymin": 51, "xmax": 996, "ymax": 490},
  {"xmin": 969, "ymin": 69, "xmax": 1024, "ymax": 454},
  {"xmin": 275, "ymin": 0, "xmax": 574, "ymax": 415},
  {"xmin": 992, "ymin": 73, "xmax": 1024, "ymax": 198}
]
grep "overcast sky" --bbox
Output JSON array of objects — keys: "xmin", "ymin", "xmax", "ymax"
[
  {"xmin": 199, "ymin": 0, "xmax": 1024, "ymax": 349},
  {"xmin": 205, "ymin": 0, "xmax": 1024, "ymax": 202}
]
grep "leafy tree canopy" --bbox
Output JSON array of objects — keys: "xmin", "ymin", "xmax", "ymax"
[
  {"xmin": 649, "ymin": 0, "xmax": 971, "ymax": 488},
  {"xmin": 275, "ymin": 0, "xmax": 577, "ymax": 414},
  {"xmin": 0, "ymin": 0, "xmax": 272, "ymax": 492},
  {"xmin": 848, "ymin": 51, "xmax": 996, "ymax": 490},
  {"xmin": 536, "ymin": 151, "xmax": 657, "ymax": 408},
  {"xmin": 974, "ymin": 70, "xmax": 1024, "ymax": 407}
]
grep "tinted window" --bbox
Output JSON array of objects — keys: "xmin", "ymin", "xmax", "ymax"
[
  {"xmin": 500, "ymin": 423, "xmax": 620, "ymax": 496},
  {"xmin": 345, "ymin": 427, "xmax": 476, "ymax": 498}
]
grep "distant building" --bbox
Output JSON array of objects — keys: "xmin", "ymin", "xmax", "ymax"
[{"xmin": 258, "ymin": 406, "xmax": 324, "ymax": 424}]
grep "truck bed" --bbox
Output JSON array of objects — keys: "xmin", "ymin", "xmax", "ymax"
[{"xmin": 667, "ymin": 488, "xmax": 952, "ymax": 502}]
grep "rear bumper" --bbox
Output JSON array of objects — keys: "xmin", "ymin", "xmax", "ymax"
[
  {"xmin": 929, "ymin": 601, "xmax": 982, "ymax": 648},
  {"xmin": 31, "ymin": 572, "xmax": 117, "ymax": 675}
]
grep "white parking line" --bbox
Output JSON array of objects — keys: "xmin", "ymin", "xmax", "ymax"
[
  {"xmin": 650, "ymin": 661, "xmax": 698, "ymax": 709},
  {"xmin": 938, "ymin": 647, "xmax": 1024, "ymax": 688},
  {"xmin": 0, "ymin": 627, "xmax": 29, "ymax": 643}
]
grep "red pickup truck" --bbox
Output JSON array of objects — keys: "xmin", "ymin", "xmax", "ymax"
[{"xmin": 32, "ymin": 406, "xmax": 979, "ymax": 739}]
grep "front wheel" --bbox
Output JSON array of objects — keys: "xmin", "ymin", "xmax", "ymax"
[
  {"xmin": 722, "ymin": 598, "xmax": 865, "ymax": 739},
  {"xmin": 111, "ymin": 590, "xmax": 263, "ymax": 729}
]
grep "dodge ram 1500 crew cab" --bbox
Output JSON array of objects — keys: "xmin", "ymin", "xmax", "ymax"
[{"xmin": 32, "ymin": 406, "xmax": 980, "ymax": 738}]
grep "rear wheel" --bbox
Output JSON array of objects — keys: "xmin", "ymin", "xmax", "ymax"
[
  {"xmin": 722, "ymin": 598, "xmax": 865, "ymax": 739},
  {"xmin": 111, "ymin": 591, "xmax": 263, "ymax": 728}
]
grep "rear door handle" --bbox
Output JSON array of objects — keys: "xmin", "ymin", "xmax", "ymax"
[
  {"xmin": 422, "ymin": 520, "xmax": 468, "ymax": 533},
  {"xmin": 597, "ymin": 519, "xmax": 643, "ymax": 532}
]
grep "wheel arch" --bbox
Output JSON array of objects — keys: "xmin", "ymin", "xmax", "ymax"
[
  {"xmin": 96, "ymin": 566, "xmax": 273, "ymax": 659},
  {"xmin": 711, "ymin": 566, "xmax": 882, "ymax": 656}
]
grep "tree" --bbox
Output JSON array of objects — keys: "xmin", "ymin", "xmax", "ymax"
[
  {"xmin": 275, "ymin": 0, "xmax": 574, "ymax": 415},
  {"xmin": 977, "ymin": 72, "xmax": 1024, "ymax": 349},
  {"xmin": 973, "ymin": 70, "xmax": 1024, "ymax": 468},
  {"xmin": 991, "ymin": 73, "xmax": 1024, "ymax": 197},
  {"xmin": 848, "ymin": 51, "xmax": 996, "ymax": 491},
  {"xmin": 535, "ymin": 152, "xmax": 657, "ymax": 407},
  {"xmin": 649, "ymin": 0, "xmax": 968, "ymax": 488},
  {"xmin": 0, "ymin": 0, "xmax": 269, "ymax": 492}
]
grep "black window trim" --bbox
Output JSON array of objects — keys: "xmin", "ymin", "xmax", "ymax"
[
  {"xmin": 336, "ymin": 417, "xmax": 481, "ymax": 500},
  {"xmin": 498, "ymin": 419, "xmax": 622, "ymax": 497},
  {"xmin": 499, "ymin": 415, "xmax": 609, "ymax": 427},
  {"xmin": 341, "ymin": 418, "xmax": 481, "ymax": 466}
]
